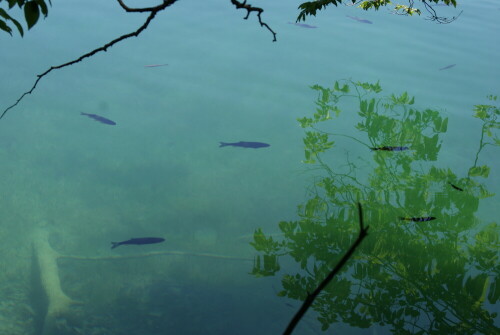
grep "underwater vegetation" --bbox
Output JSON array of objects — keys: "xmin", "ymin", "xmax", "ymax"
[{"xmin": 251, "ymin": 80, "xmax": 500, "ymax": 334}]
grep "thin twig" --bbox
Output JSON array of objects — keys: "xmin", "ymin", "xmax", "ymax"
[
  {"xmin": 283, "ymin": 202, "xmax": 369, "ymax": 335},
  {"xmin": 230, "ymin": 0, "xmax": 276, "ymax": 41},
  {"xmin": 422, "ymin": 0, "xmax": 462, "ymax": 24},
  {"xmin": 0, "ymin": 0, "xmax": 178, "ymax": 120},
  {"xmin": 116, "ymin": 0, "xmax": 176, "ymax": 12}
]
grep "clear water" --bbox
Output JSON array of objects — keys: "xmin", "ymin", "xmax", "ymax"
[{"xmin": 0, "ymin": 1, "xmax": 498, "ymax": 334}]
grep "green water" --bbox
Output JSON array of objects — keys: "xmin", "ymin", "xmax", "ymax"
[{"xmin": 0, "ymin": 0, "xmax": 498, "ymax": 334}]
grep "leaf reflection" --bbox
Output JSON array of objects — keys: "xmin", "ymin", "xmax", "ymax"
[{"xmin": 251, "ymin": 81, "xmax": 499, "ymax": 334}]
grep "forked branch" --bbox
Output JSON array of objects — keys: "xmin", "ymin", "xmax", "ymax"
[
  {"xmin": 0, "ymin": 0, "xmax": 180, "ymax": 120},
  {"xmin": 230, "ymin": 0, "xmax": 276, "ymax": 42},
  {"xmin": 1, "ymin": 0, "xmax": 276, "ymax": 121}
]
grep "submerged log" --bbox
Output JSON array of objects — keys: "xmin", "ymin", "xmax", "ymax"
[
  {"xmin": 32, "ymin": 228, "xmax": 80, "ymax": 335},
  {"xmin": 30, "ymin": 227, "xmax": 251, "ymax": 334}
]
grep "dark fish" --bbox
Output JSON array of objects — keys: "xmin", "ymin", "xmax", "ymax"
[
  {"xmin": 371, "ymin": 146, "xmax": 409, "ymax": 151},
  {"xmin": 400, "ymin": 217, "xmax": 436, "ymax": 222},
  {"xmin": 144, "ymin": 64, "xmax": 168, "ymax": 68},
  {"xmin": 81, "ymin": 112, "xmax": 116, "ymax": 125},
  {"xmin": 346, "ymin": 15, "xmax": 373, "ymax": 24},
  {"xmin": 287, "ymin": 21, "xmax": 317, "ymax": 29},
  {"xmin": 219, "ymin": 141, "xmax": 270, "ymax": 149},
  {"xmin": 111, "ymin": 237, "xmax": 165, "ymax": 249},
  {"xmin": 439, "ymin": 64, "xmax": 456, "ymax": 71},
  {"xmin": 449, "ymin": 183, "xmax": 464, "ymax": 191}
]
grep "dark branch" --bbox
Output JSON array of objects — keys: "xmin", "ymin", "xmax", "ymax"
[
  {"xmin": 282, "ymin": 202, "xmax": 370, "ymax": 335},
  {"xmin": 422, "ymin": 1, "xmax": 462, "ymax": 24},
  {"xmin": 230, "ymin": 0, "xmax": 276, "ymax": 42},
  {"xmin": 117, "ymin": 0, "xmax": 177, "ymax": 13},
  {"xmin": 0, "ymin": 0, "xmax": 179, "ymax": 120}
]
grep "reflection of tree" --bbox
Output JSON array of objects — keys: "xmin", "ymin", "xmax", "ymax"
[{"xmin": 251, "ymin": 81, "xmax": 499, "ymax": 334}]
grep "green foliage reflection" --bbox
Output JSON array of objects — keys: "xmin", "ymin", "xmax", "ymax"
[{"xmin": 252, "ymin": 80, "xmax": 499, "ymax": 334}]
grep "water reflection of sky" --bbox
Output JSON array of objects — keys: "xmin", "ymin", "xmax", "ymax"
[{"xmin": 0, "ymin": 1, "xmax": 498, "ymax": 334}]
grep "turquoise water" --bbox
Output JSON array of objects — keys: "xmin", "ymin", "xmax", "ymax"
[{"xmin": 0, "ymin": 1, "xmax": 499, "ymax": 334}]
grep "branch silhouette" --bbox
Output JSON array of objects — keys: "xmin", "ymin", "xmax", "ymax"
[
  {"xmin": 1, "ymin": 0, "xmax": 178, "ymax": 120},
  {"xmin": 283, "ymin": 202, "xmax": 370, "ymax": 335},
  {"xmin": 1, "ymin": 0, "xmax": 275, "ymax": 120},
  {"xmin": 230, "ymin": 0, "xmax": 277, "ymax": 42}
]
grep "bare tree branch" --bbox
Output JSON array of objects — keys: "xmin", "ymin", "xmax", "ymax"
[
  {"xmin": 422, "ymin": 0, "xmax": 463, "ymax": 24},
  {"xmin": 116, "ymin": 0, "xmax": 175, "ymax": 13},
  {"xmin": 230, "ymin": 0, "xmax": 276, "ymax": 42},
  {"xmin": 0, "ymin": 0, "xmax": 178, "ymax": 120},
  {"xmin": 282, "ymin": 202, "xmax": 370, "ymax": 335}
]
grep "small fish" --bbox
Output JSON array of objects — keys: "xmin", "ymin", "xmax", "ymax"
[
  {"xmin": 287, "ymin": 21, "xmax": 317, "ymax": 29},
  {"xmin": 439, "ymin": 64, "xmax": 456, "ymax": 71},
  {"xmin": 144, "ymin": 64, "xmax": 168, "ymax": 68},
  {"xmin": 219, "ymin": 141, "xmax": 270, "ymax": 149},
  {"xmin": 81, "ymin": 112, "xmax": 116, "ymax": 125},
  {"xmin": 111, "ymin": 237, "xmax": 165, "ymax": 249},
  {"xmin": 400, "ymin": 217, "xmax": 436, "ymax": 222},
  {"xmin": 371, "ymin": 146, "xmax": 409, "ymax": 151},
  {"xmin": 346, "ymin": 15, "xmax": 373, "ymax": 24},
  {"xmin": 449, "ymin": 183, "xmax": 464, "ymax": 191}
]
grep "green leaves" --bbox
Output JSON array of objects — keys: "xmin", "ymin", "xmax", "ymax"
[
  {"xmin": 298, "ymin": 84, "xmax": 345, "ymax": 129},
  {"xmin": 296, "ymin": 0, "xmax": 458, "ymax": 23},
  {"xmin": 468, "ymin": 165, "xmax": 490, "ymax": 178},
  {"xmin": 35, "ymin": 0, "xmax": 48, "ymax": 16},
  {"xmin": 303, "ymin": 131, "xmax": 334, "ymax": 164},
  {"xmin": 389, "ymin": 91, "xmax": 415, "ymax": 105},
  {"xmin": 6, "ymin": 0, "xmax": 26, "ymax": 8},
  {"xmin": 24, "ymin": 1, "xmax": 39, "ymax": 29},
  {"xmin": 359, "ymin": 98, "xmax": 376, "ymax": 116},
  {"xmin": 433, "ymin": 117, "xmax": 448, "ymax": 133},
  {"xmin": 297, "ymin": 0, "xmax": 397, "ymax": 22},
  {"xmin": 473, "ymin": 96, "xmax": 499, "ymax": 146},
  {"xmin": 251, "ymin": 255, "xmax": 281, "ymax": 277},
  {"xmin": 251, "ymin": 79, "xmax": 499, "ymax": 334},
  {"xmin": 358, "ymin": 0, "xmax": 393, "ymax": 11},
  {"xmin": 333, "ymin": 81, "xmax": 350, "ymax": 93},
  {"xmin": 394, "ymin": 4, "xmax": 421, "ymax": 16},
  {"xmin": 473, "ymin": 104, "xmax": 493, "ymax": 121},
  {"xmin": 355, "ymin": 80, "xmax": 382, "ymax": 93},
  {"xmin": 250, "ymin": 228, "xmax": 282, "ymax": 253},
  {"xmin": 297, "ymin": 0, "xmax": 343, "ymax": 22},
  {"xmin": 0, "ymin": 0, "xmax": 50, "ymax": 36},
  {"xmin": 429, "ymin": 0, "xmax": 457, "ymax": 7},
  {"xmin": 249, "ymin": 229, "xmax": 283, "ymax": 277},
  {"xmin": 0, "ymin": 7, "xmax": 23, "ymax": 36}
]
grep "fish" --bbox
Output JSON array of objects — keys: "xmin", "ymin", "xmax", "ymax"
[
  {"xmin": 439, "ymin": 64, "xmax": 456, "ymax": 70},
  {"xmin": 346, "ymin": 15, "xmax": 373, "ymax": 24},
  {"xmin": 81, "ymin": 112, "xmax": 116, "ymax": 125},
  {"xmin": 371, "ymin": 146, "xmax": 409, "ymax": 151},
  {"xmin": 287, "ymin": 21, "xmax": 317, "ymax": 29},
  {"xmin": 449, "ymin": 183, "xmax": 464, "ymax": 191},
  {"xmin": 144, "ymin": 64, "xmax": 168, "ymax": 68},
  {"xmin": 400, "ymin": 217, "xmax": 436, "ymax": 222},
  {"xmin": 219, "ymin": 141, "xmax": 270, "ymax": 149},
  {"xmin": 111, "ymin": 237, "xmax": 165, "ymax": 249}
]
